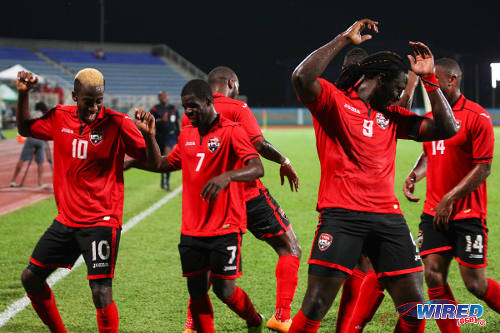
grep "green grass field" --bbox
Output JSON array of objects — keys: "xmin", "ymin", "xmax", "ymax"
[{"xmin": 1, "ymin": 127, "xmax": 499, "ymax": 332}]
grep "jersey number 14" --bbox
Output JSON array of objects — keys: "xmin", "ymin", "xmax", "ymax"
[{"xmin": 431, "ymin": 140, "xmax": 445, "ymax": 155}]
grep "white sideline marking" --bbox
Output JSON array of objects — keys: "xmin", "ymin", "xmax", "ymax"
[{"xmin": 0, "ymin": 185, "xmax": 182, "ymax": 327}]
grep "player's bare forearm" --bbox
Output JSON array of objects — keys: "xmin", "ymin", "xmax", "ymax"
[
  {"xmin": 291, "ymin": 35, "xmax": 350, "ymax": 103},
  {"xmin": 228, "ymin": 158, "xmax": 264, "ymax": 182},
  {"xmin": 142, "ymin": 133, "xmax": 162, "ymax": 170},
  {"xmin": 253, "ymin": 138, "xmax": 286, "ymax": 164},
  {"xmin": 404, "ymin": 152, "xmax": 427, "ymax": 202},
  {"xmin": 125, "ymin": 156, "xmax": 176, "ymax": 173},
  {"xmin": 201, "ymin": 158, "xmax": 264, "ymax": 201},
  {"xmin": 16, "ymin": 91, "xmax": 33, "ymax": 137},
  {"xmin": 292, "ymin": 19, "xmax": 378, "ymax": 103},
  {"xmin": 442, "ymin": 162, "xmax": 491, "ymax": 204},
  {"xmin": 395, "ymin": 71, "xmax": 419, "ymax": 109},
  {"xmin": 419, "ymin": 89, "xmax": 458, "ymax": 141},
  {"xmin": 411, "ymin": 152, "xmax": 428, "ymax": 182}
]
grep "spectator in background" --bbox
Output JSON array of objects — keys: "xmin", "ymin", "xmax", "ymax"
[
  {"xmin": 94, "ymin": 48, "xmax": 106, "ymax": 60},
  {"xmin": 150, "ymin": 91, "xmax": 180, "ymax": 190},
  {"xmin": 10, "ymin": 102, "xmax": 50, "ymax": 188},
  {"xmin": 53, "ymin": 84, "xmax": 64, "ymax": 104}
]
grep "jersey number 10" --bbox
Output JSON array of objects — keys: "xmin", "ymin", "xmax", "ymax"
[{"xmin": 72, "ymin": 139, "xmax": 88, "ymax": 159}]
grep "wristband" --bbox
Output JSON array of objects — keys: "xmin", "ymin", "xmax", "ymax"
[
  {"xmin": 421, "ymin": 73, "xmax": 440, "ymax": 93},
  {"xmin": 281, "ymin": 157, "xmax": 291, "ymax": 166}
]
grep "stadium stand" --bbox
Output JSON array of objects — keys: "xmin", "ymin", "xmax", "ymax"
[{"xmin": 0, "ymin": 40, "xmax": 205, "ymax": 109}]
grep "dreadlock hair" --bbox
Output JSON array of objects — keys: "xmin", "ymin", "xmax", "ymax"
[{"xmin": 336, "ymin": 51, "xmax": 408, "ymax": 91}]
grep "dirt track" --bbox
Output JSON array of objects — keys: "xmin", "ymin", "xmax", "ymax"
[{"xmin": 0, "ymin": 138, "xmax": 54, "ymax": 216}]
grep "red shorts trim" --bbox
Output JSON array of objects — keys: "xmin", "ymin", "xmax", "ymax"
[
  {"xmin": 262, "ymin": 189, "xmax": 289, "ymax": 231},
  {"xmin": 420, "ymin": 246, "xmax": 454, "ymax": 257},
  {"xmin": 308, "ymin": 259, "xmax": 353, "ymax": 275},
  {"xmin": 376, "ymin": 266, "xmax": 423, "ymax": 278},
  {"xmin": 182, "ymin": 267, "xmax": 210, "ymax": 277},
  {"xmin": 259, "ymin": 230, "xmax": 286, "ymax": 239},
  {"xmin": 88, "ymin": 273, "xmax": 114, "ymax": 280},
  {"xmin": 30, "ymin": 257, "xmax": 72, "ymax": 269},
  {"xmin": 455, "ymin": 257, "xmax": 488, "ymax": 269},
  {"xmin": 211, "ymin": 271, "xmax": 243, "ymax": 280}
]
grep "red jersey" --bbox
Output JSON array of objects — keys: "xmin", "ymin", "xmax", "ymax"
[
  {"xmin": 168, "ymin": 115, "xmax": 260, "ymax": 237},
  {"xmin": 302, "ymin": 78, "xmax": 417, "ymax": 214},
  {"xmin": 423, "ymin": 95, "xmax": 494, "ymax": 220},
  {"xmin": 29, "ymin": 105, "xmax": 146, "ymax": 228},
  {"xmin": 182, "ymin": 93, "xmax": 265, "ymax": 200}
]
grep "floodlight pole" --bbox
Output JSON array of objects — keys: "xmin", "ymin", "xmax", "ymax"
[{"xmin": 100, "ymin": 0, "xmax": 105, "ymax": 44}]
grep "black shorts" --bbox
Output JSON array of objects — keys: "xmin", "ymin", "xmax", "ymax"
[
  {"xmin": 157, "ymin": 133, "xmax": 178, "ymax": 151},
  {"xmin": 246, "ymin": 189, "xmax": 291, "ymax": 239},
  {"xmin": 308, "ymin": 208, "xmax": 423, "ymax": 278},
  {"xmin": 178, "ymin": 233, "xmax": 242, "ymax": 279},
  {"xmin": 29, "ymin": 220, "xmax": 121, "ymax": 280},
  {"xmin": 418, "ymin": 213, "xmax": 488, "ymax": 268}
]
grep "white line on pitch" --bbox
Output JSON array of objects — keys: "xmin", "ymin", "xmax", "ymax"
[{"xmin": 0, "ymin": 185, "xmax": 182, "ymax": 327}]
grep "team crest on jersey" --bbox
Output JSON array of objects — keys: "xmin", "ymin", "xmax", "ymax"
[
  {"xmin": 89, "ymin": 128, "xmax": 103, "ymax": 145},
  {"xmin": 376, "ymin": 112, "xmax": 390, "ymax": 130},
  {"xmin": 207, "ymin": 137, "xmax": 221, "ymax": 153},
  {"xmin": 318, "ymin": 233, "xmax": 333, "ymax": 251},
  {"xmin": 418, "ymin": 230, "xmax": 423, "ymax": 249}
]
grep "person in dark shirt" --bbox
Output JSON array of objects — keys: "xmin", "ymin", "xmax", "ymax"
[{"xmin": 150, "ymin": 91, "xmax": 180, "ymax": 190}]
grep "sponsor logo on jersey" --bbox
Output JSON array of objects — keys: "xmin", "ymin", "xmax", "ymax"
[
  {"xmin": 89, "ymin": 128, "xmax": 103, "ymax": 145},
  {"xmin": 208, "ymin": 137, "xmax": 221, "ymax": 153},
  {"xmin": 61, "ymin": 128, "xmax": 74, "ymax": 134},
  {"xmin": 344, "ymin": 103, "xmax": 361, "ymax": 114},
  {"xmin": 185, "ymin": 141, "xmax": 196, "ymax": 146},
  {"xmin": 318, "ymin": 233, "xmax": 333, "ymax": 251},
  {"xmin": 479, "ymin": 113, "xmax": 490, "ymax": 119},
  {"xmin": 376, "ymin": 112, "xmax": 390, "ymax": 130}
]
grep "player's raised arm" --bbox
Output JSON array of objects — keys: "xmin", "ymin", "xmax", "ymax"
[
  {"xmin": 16, "ymin": 71, "xmax": 39, "ymax": 136},
  {"xmin": 403, "ymin": 152, "xmax": 427, "ymax": 202},
  {"xmin": 395, "ymin": 70, "xmax": 419, "ymax": 109},
  {"xmin": 253, "ymin": 138, "xmax": 299, "ymax": 191},
  {"xmin": 291, "ymin": 18, "xmax": 379, "ymax": 103},
  {"xmin": 134, "ymin": 108, "xmax": 162, "ymax": 170},
  {"xmin": 201, "ymin": 157, "xmax": 264, "ymax": 202},
  {"xmin": 408, "ymin": 42, "xmax": 458, "ymax": 141}
]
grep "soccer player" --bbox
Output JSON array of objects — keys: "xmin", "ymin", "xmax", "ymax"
[
  {"xmin": 335, "ymin": 49, "xmax": 420, "ymax": 333},
  {"xmin": 289, "ymin": 19, "xmax": 458, "ymax": 333},
  {"xmin": 150, "ymin": 90, "xmax": 180, "ymax": 191},
  {"xmin": 127, "ymin": 79, "xmax": 266, "ymax": 332},
  {"xmin": 403, "ymin": 58, "xmax": 500, "ymax": 332},
  {"xmin": 16, "ymin": 68, "xmax": 161, "ymax": 333},
  {"xmin": 181, "ymin": 66, "xmax": 301, "ymax": 333}
]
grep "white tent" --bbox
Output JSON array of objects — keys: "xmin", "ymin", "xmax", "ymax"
[
  {"xmin": 0, "ymin": 64, "xmax": 45, "ymax": 83},
  {"xmin": 0, "ymin": 84, "xmax": 17, "ymax": 102}
]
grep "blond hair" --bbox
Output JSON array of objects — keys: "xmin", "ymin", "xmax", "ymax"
[{"xmin": 74, "ymin": 68, "xmax": 104, "ymax": 88}]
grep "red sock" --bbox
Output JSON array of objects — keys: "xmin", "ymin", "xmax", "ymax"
[
  {"xmin": 481, "ymin": 278, "xmax": 500, "ymax": 313},
  {"xmin": 275, "ymin": 254, "xmax": 300, "ymax": 321},
  {"xmin": 289, "ymin": 309, "xmax": 321, "ymax": 333},
  {"xmin": 184, "ymin": 298, "xmax": 195, "ymax": 330},
  {"xmin": 348, "ymin": 270, "xmax": 385, "ymax": 332},
  {"xmin": 427, "ymin": 284, "xmax": 460, "ymax": 333},
  {"xmin": 223, "ymin": 286, "xmax": 261, "ymax": 327},
  {"xmin": 96, "ymin": 301, "xmax": 119, "ymax": 333},
  {"xmin": 393, "ymin": 316, "xmax": 425, "ymax": 333},
  {"xmin": 335, "ymin": 269, "xmax": 366, "ymax": 333},
  {"xmin": 27, "ymin": 284, "xmax": 67, "ymax": 333},
  {"xmin": 189, "ymin": 295, "xmax": 214, "ymax": 333}
]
